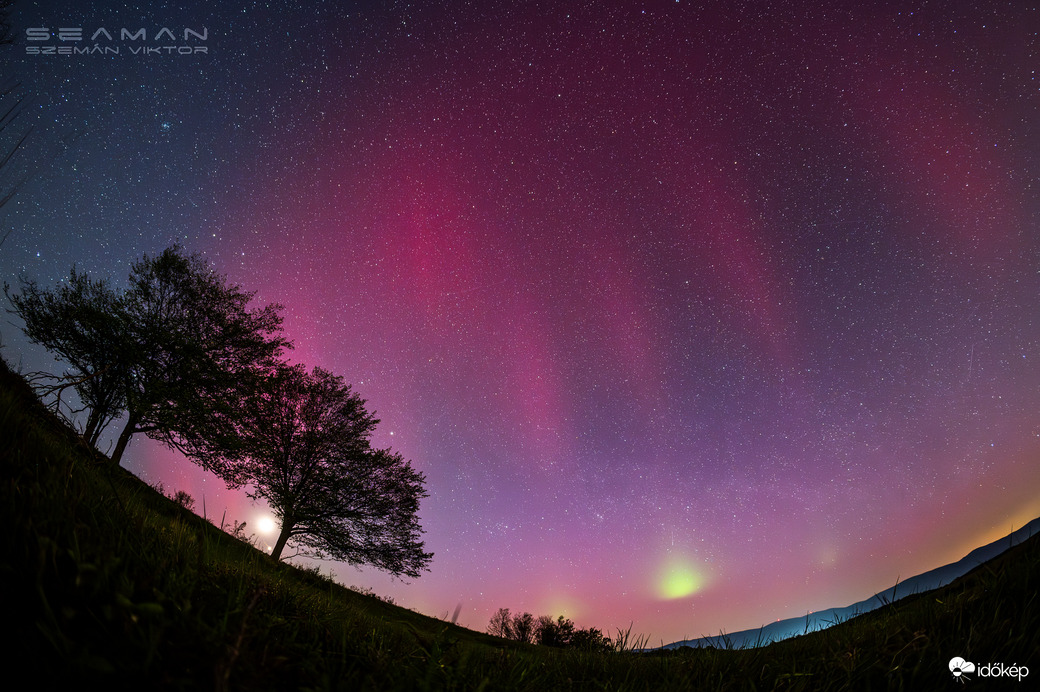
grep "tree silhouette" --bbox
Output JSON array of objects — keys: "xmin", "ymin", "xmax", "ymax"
[
  {"xmin": 535, "ymin": 615, "xmax": 576, "ymax": 648},
  {"xmin": 9, "ymin": 246, "xmax": 430, "ymax": 576},
  {"xmin": 5, "ymin": 269, "xmax": 127, "ymax": 444},
  {"xmin": 486, "ymin": 607, "xmax": 514, "ymax": 639},
  {"xmin": 511, "ymin": 611, "xmax": 536, "ymax": 644},
  {"xmin": 112, "ymin": 246, "xmax": 288, "ymax": 465},
  {"xmin": 192, "ymin": 363, "xmax": 432, "ymax": 576},
  {"xmin": 488, "ymin": 609, "xmax": 611, "ymax": 650},
  {"xmin": 568, "ymin": 626, "xmax": 611, "ymax": 652},
  {"xmin": 7, "ymin": 246, "xmax": 289, "ymax": 464},
  {"xmin": 486, "ymin": 608, "xmax": 536, "ymax": 643}
]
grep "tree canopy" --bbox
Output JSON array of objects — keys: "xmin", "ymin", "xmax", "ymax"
[
  {"xmin": 114, "ymin": 246, "xmax": 289, "ymax": 464},
  {"xmin": 7, "ymin": 246, "xmax": 290, "ymax": 464},
  {"xmin": 5, "ymin": 268, "xmax": 127, "ymax": 445},
  {"xmin": 192, "ymin": 363, "xmax": 432, "ymax": 576}
]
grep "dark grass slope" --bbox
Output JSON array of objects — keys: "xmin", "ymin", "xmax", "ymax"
[{"xmin": 3, "ymin": 355, "xmax": 1038, "ymax": 690}]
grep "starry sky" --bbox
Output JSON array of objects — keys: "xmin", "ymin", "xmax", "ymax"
[{"xmin": 3, "ymin": 1, "xmax": 1040, "ymax": 644}]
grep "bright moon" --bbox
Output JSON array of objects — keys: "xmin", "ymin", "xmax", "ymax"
[{"xmin": 257, "ymin": 516, "xmax": 277, "ymax": 535}]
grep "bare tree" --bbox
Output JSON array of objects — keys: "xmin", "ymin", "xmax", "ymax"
[
  {"xmin": 486, "ymin": 608, "xmax": 536, "ymax": 643},
  {"xmin": 487, "ymin": 607, "xmax": 514, "ymax": 639}
]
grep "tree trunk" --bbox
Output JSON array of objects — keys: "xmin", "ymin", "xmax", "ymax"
[
  {"xmin": 110, "ymin": 411, "xmax": 140, "ymax": 466},
  {"xmin": 83, "ymin": 408, "xmax": 101, "ymax": 446},
  {"xmin": 87, "ymin": 422, "xmax": 104, "ymax": 448},
  {"xmin": 271, "ymin": 523, "xmax": 293, "ymax": 561}
]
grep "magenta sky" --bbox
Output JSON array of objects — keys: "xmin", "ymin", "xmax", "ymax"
[{"xmin": 5, "ymin": 1, "xmax": 1040, "ymax": 643}]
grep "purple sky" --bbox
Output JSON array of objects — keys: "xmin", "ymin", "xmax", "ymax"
[{"xmin": 4, "ymin": 1, "xmax": 1040, "ymax": 643}]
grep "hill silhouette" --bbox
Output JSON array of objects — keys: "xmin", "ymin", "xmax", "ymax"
[{"xmin": 661, "ymin": 516, "xmax": 1040, "ymax": 650}]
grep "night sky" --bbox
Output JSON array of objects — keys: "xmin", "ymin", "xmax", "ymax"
[{"xmin": 4, "ymin": 1, "xmax": 1040, "ymax": 644}]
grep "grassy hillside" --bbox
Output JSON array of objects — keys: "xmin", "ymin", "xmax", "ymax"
[{"xmin": 3, "ymin": 355, "xmax": 1037, "ymax": 690}]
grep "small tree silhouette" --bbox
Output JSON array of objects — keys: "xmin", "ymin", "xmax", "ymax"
[
  {"xmin": 570, "ymin": 626, "xmax": 611, "ymax": 652},
  {"xmin": 511, "ymin": 612, "xmax": 536, "ymax": 644},
  {"xmin": 486, "ymin": 609, "xmax": 538, "ymax": 643},
  {"xmin": 535, "ymin": 615, "xmax": 576, "ymax": 648},
  {"xmin": 171, "ymin": 490, "xmax": 195, "ymax": 512},
  {"xmin": 486, "ymin": 607, "xmax": 513, "ymax": 639},
  {"xmin": 488, "ymin": 609, "xmax": 611, "ymax": 650}
]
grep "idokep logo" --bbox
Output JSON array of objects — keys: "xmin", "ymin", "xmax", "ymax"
[
  {"xmin": 949, "ymin": 656, "xmax": 1030, "ymax": 683},
  {"xmin": 950, "ymin": 657, "xmax": 976, "ymax": 681}
]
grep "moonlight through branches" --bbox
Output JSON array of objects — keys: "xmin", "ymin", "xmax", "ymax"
[{"xmin": 194, "ymin": 363, "xmax": 433, "ymax": 577}]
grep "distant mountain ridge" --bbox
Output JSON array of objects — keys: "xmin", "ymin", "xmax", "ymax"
[{"xmin": 659, "ymin": 516, "xmax": 1040, "ymax": 650}]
